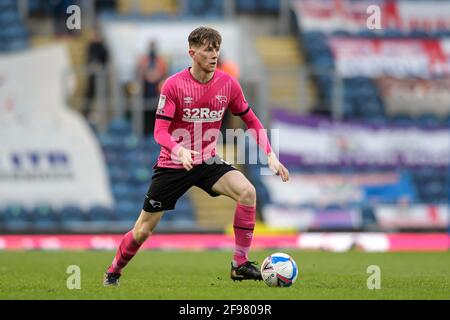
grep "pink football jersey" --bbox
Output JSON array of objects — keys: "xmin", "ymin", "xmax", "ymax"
[{"xmin": 154, "ymin": 68, "xmax": 249, "ymax": 169}]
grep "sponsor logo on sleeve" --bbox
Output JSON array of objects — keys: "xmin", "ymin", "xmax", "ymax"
[{"xmin": 157, "ymin": 95, "xmax": 167, "ymax": 114}]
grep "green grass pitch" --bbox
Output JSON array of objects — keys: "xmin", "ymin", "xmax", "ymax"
[{"xmin": 0, "ymin": 250, "xmax": 449, "ymax": 300}]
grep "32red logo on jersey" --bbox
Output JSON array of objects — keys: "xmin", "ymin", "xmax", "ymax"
[{"xmin": 182, "ymin": 107, "xmax": 225, "ymax": 123}]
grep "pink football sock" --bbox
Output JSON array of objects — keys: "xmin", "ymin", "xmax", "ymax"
[
  {"xmin": 233, "ymin": 203, "xmax": 256, "ymax": 267},
  {"xmin": 107, "ymin": 230, "xmax": 142, "ymax": 274}
]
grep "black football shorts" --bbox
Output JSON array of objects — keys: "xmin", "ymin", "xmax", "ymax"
[{"xmin": 142, "ymin": 156, "xmax": 237, "ymax": 213}]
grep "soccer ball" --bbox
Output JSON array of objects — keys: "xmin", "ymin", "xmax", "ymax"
[{"xmin": 260, "ymin": 252, "xmax": 298, "ymax": 287}]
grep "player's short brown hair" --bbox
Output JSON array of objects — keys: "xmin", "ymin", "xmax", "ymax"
[{"xmin": 188, "ymin": 27, "xmax": 222, "ymax": 49}]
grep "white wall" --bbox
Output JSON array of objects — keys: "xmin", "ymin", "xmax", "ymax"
[{"xmin": 101, "ymin": 20, "xmax": 246, "ymax": 82}]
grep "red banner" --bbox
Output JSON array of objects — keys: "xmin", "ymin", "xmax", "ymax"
[
  {"xmin": 292, "ymin": 0, "xmax": 450, "ymax": 33},
  {"xmin": 377, "ymin": 76, "xmax": 450, "ymax": 116},
  {"xmin": 328, "ymin": 38, "xmax": 450, "ymax": 77}
]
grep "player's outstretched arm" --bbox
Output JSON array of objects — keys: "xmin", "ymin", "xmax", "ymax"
[
  {"xmin": 267, "ymin": 152, "xmax": 290, "ymax": 182},
  {"xmin": 237, "ymin": 108, "xmax": 289, "ymax": 182}
]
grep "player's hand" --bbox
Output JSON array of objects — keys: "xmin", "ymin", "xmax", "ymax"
[
  {"xmin": 177, "ymin": 147, "xmax": 200, "ymax": 171},
  {"xmin": 268, "ymin": 152, "xmax": 290, "ymax": 182}
]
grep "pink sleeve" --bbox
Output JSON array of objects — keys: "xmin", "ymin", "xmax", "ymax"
[
  {"xmin": 154, "ymin": 76, "xmax": 181, "ymax": 154},
  {"xmin": 154, "ymin": 119, "xmax": 182, "ymax": 155},
  {"xmin": 240, "ymin": 109, "xmax": 272, "ymax": 155},
  {"xmin": 228, "ymin": 77, "xmax": 250, "ymax": 116},
  {"xmin": 155, "ymin": 77, "xmax": 177, "ymax": 119},
  {"xmin": 228, "ymin": 78, "xmax": 272, "ymax": 154}
]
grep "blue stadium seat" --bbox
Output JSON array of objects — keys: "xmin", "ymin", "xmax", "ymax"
[
  {"xmin": 419, "ymin": 180, "xmax": 446, "ymax": 203},
  {"xmin": 332, "ymin": 30, "xmax": 352, "ymax": 37},
  {"xmin": 98, "ymin": 133, "xmax": 123, "ymax": 151},
  {"xmin": 434, "ymin": 29, "xmax": 450, "ymax": 38},
  {"xmin": 169, "ymin": 215, "xmax": 196, "ymax": 228},
  {"xmin": 246, "ymin": 164, "xmax": 261, "ymax": 179},
  {"xmin": 342, "ymin": 101, "xmax": 354, "ymax": 117},
  {"xmin": 175, "ymin": 200, "xmax": 192, "ymax": 213},
  {"xmin": 209, "ymin": 0, "xmax": 224, "ymax": 15},
  {"xmin": 124, "ymin": 149, "xmax": 154, "ymax": 166},
  {"xmin": 3, "ymin": 38, "xmax": 28, "ymax": 52},
  {"xmin": 0, "ymin": 208, "xmax": 4, "ymax": 229},
  {"xmin": 237, "ymin": 0, "xmax": 258, "ymax": 12},
  {"xmin": 356, "ymin": 30, "xmax": 377, "ymax": 38},
  {"xmin": 261, "ymin": 0, "xmax": 279, "ymax": 13},
  {"xmin": 0, "ymin": 0, "xmax": 16, "ymax": 10},
  {"xmin": 187, "ymin": 0, "xmax": 206, "ymax": 15},
  {"xmin": 116, "ymin": 200, "xmax": 139, "ymax": 221},
  {"xmin": 142, "ymin": 134, "xmax": 157, "ymax": 146},
  {"xmin": 302, "ymin": 31, "xmax": 325, "ymax": 42},
  {"xmin": 32, "ymin": 204, "xmax": 59, "ymax": 231},
  {"xmin": 137, "ymin": 183, "xmax": 150, "ymax": 197},
  {"xmin": 1, "ymin": 24, "xmax": 28, "ymax": 40},
  {"xmin": 361, "ymin": 205, "xmax": 377, "ymax": 227},
  {"xmin": 0, "ymin": 10, "xmax": 21, "ymax": 25},
  {"xmin": 360, "ymin": 101, "xmax": 383, "ymax": 116},
  {"xmin": 60, "ymin": 205, "xmax": 88, "ymax": 231},
  {"xmin": 255, "ymin": 182, "xmax": 272, "ymax": 208},
  {"xmin": 167, "ymin": 204, "xmax": 196, "ymax": 228},
  {"xmin": 383, "ymin": 28, "xmax": 403, "ymax": 38},
  {"xmin": 391, "ymin": 114, "xmax": 414, "ymax": 127},
  {"xmin": 3, "ymin": 204, "xmax": 32, "ymax": 232},
  {"xmin": 88, "ymin": 205, "xmax": 116, "ymax": 222},
  {"xmin": 103, "ymin": 149, "xmax": 119, "ymax": 163},
  {"xmin": 140, "ymin": 137, "xmax": 160, "ymax": 156},
  {"xmin": 413, "ymin": 167, "xmax": 435, "ymax": 181},
  {"xmin": 123, "ymin": 134, "xmax": 140, "ymax": 150},
  {"xmin": 365, "ymin": 115, "xmax": 387, "ymax": 127},
  {"xmin": 167, "ymin": 194, "xmax": 196, "ymax": 227},
  {"xmin": 112, "ymin": 183, "xmax": 136, "ymax": 201},
  {"xmin": 28, "ymin": 0, "xmax": 41, "ymax": 12},
  {"xmin": 408, "ymin": 29, "xmax": 429, "ymax": 38},
  {"xmin": 129, "ymin": 166, "xmax": 152, "ymax": 184},
  {"xmin": 95, "ymin": 0, "xmax": 118, "ymax": 14},
  {"xmin": 110, "ymin": 151, "xmax": 130, "ymax": 168},
  {"xmin": 107, "ymin": 118, "xmax": 132, "ymax": 136},
  {"xmin": 205, "ymin": 8, "xmax": 223, "ymax": 18},
  {"xmin": 417, "ymin": 114, "xmax": 442, "ymax": 128},
  {"xmin": 108, "ymin": 164, "xmax": 129, "ymax": 182}
]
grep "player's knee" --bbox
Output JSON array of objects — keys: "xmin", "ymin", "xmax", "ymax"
[
  {"xmin": 238, "ymin": 184, "xmax": 256, "ymax": 206},
  {"xmin": 133, "ymin": 226, "xmax": 153, "ymax": 244}
]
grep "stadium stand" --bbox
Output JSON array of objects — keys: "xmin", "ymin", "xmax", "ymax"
[
  {"xmin": 243, "ymin": 0, "xmax": 450, "ymax": 232},
  {"xmin": 0, "ymin": 0, "xmax": 29, "ymax": 53},
  {"xmin": 2, "ymin": 204, "xmax": 32, "ymax": 233},
  {"xmin": 97, "ymin": 117, "xmax": 198, "ymax": 231}
]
